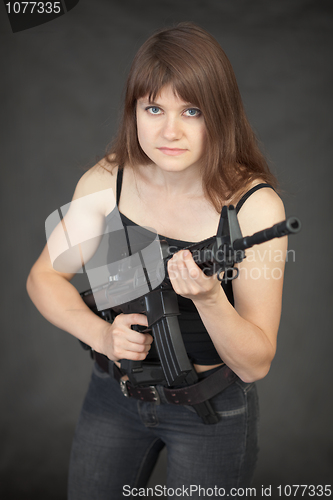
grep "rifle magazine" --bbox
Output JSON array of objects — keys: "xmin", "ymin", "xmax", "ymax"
[{"xmin": 152, "ymin": 316, "xmax": 192, "ymax": 386}]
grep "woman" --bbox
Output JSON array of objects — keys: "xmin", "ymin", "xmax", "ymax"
[{"xmin": 27, "ymin": 23, "xmax": 287, "ymax": 499}]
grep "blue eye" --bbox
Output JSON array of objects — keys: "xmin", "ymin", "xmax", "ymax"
[
  {"xmin": 184, "ymin": 108, "xmax": 201, "ymax": 117},
  {"xmin": 146, "ymin": 106, "xmax": 161, "ymax": 114}
]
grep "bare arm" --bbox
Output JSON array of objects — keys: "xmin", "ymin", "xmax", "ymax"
[
  {"xmin": 168, "ymin": 188, "xmax": 287, "ymax": 383},
  {"xmin": 27, "ymin": 164, "xmax": 152, "ymax": 361}
]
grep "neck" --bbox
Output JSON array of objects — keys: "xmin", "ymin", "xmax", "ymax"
[{"xmin": 137, "ymin": 163, "xmax": 204, "ymax": 198}]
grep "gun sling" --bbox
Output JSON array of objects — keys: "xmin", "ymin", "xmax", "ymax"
[{"xmin": 94, "ymin": 352, "xmax": 238, "ymax": 406}]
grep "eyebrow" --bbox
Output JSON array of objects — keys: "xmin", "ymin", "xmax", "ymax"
[{"xmin": 137, "ymin": 97, "xmax": 196, "ymax": 108}]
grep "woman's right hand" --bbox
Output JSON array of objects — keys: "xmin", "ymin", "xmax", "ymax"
[
  {"xmin": 27, "ymin": 164, "xmax": 153, "ymax": 363},
  {"xmin": 100, "ymin": 313, "xmax": 153, "ymax": 362}
]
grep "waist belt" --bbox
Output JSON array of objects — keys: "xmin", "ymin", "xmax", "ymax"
[{"xmin": 94, "ymin": 352, "xmax": 238, "ymax": 406}]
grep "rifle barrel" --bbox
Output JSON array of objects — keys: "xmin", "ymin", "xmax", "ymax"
[{"xmin": 233, "ymin": 216, "xmax": 301, "ymax": 251}]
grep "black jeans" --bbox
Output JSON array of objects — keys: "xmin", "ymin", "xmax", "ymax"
[{"xmin": 68, "ymin": 362, "xmax": 259, "ymax": 499}]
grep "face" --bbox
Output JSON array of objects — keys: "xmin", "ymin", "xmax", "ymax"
[{"xmin": 136, "ymin": 85, "xmax": 206, "ymax": 174}]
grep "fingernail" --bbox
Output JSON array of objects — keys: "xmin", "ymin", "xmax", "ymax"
[{"xmin": 183, "ymin": 250, "xmax": 189, "ymax": 257}]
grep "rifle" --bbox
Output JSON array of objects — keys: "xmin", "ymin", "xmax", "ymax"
[{"xmin": 80, "ymin": 206, "xmax": 301, "ymax": 390}]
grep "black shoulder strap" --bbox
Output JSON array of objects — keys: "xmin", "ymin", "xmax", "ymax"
[
  {"xmin": 216, "ymin": 183, "xmax": 275, "ymax": 235},
  {"xmin": 116, "ymin": 167, "xmax": 124, "ymax": 207},
  {"xmin": 235, "ymin": 183, "xmax": 275, "ymax": 213}
]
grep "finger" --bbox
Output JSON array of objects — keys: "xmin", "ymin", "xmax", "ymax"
[
  {"xmin": 120, "ymin": 350, "xmax": 150, "ymax": 361},
  {"xmin": 112, "ymin": 334, "xmax": 152, "ymax": 359},
  {"xmin": 170, "ymin": 252, "xmax": 189, "ymax": 281},
  {"xmin": 182, "ymin": 250, "xmax": 206, "ymax": 280},
  {"xmin": 121, "ymin": 313, "xmax": 148, "ymax": 328},
  {"xmin": 167, "ymin": 257, "xmax": 180, "ymax": 281},
  {"xmin": 176, "ymin": 250, "xmax": 190, "ymax": 270},
  {"xmin": 126, "ymin": 331, "xmax": 153, "ymax": 346},
  {"xmin": 122, "ymin": 339, "xmax": 152, "ymax": 354},
  {"xmin": 171, "ymin": 251, "xmax": 199, "ymax": 284}
]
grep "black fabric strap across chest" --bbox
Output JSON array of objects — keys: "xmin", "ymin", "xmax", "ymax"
[
  {"xmin": 116, "ymin": 167, "xmax": 274, "ymax": 225},
  {"xmin": 235, "ymin": 183, "xmax": 275, "ymax": 213},
  {"xmin": 116, "ymin": 167, "xmax": 124, "ymax": 206}
]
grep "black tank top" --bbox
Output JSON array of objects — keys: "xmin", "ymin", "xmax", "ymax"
[{"xmin": 106, "ymin": 168, "xmax": 274, "ymax": 365}]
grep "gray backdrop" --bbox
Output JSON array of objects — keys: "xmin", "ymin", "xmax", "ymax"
[{"xmin": 1, "ymin": 0, "xmax": 332, "ymax": 498}]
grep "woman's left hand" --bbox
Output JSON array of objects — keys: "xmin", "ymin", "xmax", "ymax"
[{"xmin": 167, "ymin": 250, "xmax": 221, "ymax": 303}]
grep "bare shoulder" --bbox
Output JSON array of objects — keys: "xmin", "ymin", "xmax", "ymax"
[
  {"xmin": 68, "ymin": 158, "xmax": 119, "ymax": 217},
  {"xmin": 237, "ymin": 184, "xmax": 285, "ymax": 235},
  {"xmin": 73, "ymin": 158, "xmax": 118, "ymax": 199}
]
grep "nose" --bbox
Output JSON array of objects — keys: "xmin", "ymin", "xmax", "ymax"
[{"xmin": 161, "ymin": 115, "xmax": 182, "ymax": 141}]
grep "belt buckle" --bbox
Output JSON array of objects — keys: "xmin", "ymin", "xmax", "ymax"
[
  {"xmin": 149, "ymin": 386, "xmax": 160, "ymax": 405},
  {"xmin": 120, "ymin": 379, "xmax": 129, "ymax": 397}
]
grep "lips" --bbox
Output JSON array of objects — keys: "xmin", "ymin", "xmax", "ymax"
[{"xmin": 157, "ymin": 147, "xmax": 187, "ymax": 156}]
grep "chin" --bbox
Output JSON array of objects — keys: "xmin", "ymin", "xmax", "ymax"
[{"xmin": 151, "ymin": 157, "xmax": 198, "ymax": 173}]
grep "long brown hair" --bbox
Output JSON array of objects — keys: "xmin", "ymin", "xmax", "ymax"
[{"xmin": 105, "ymin": 22, "xmax": 277, "ymax": 211}]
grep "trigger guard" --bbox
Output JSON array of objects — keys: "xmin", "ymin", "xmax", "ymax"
[
  {"xmin": 217, "ymin": 267, "xmax": 239, "ymax": 282},
  {"xmin": 131, "ymin": 324, "xmax": 151, "ymax": 333}
]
